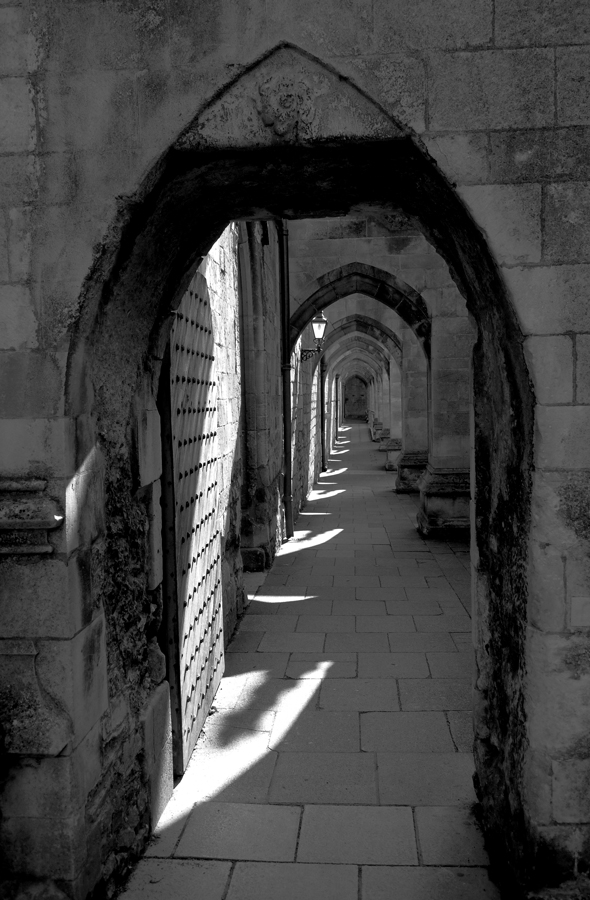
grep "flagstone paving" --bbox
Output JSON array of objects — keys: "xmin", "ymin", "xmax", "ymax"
[{"xmin": 121, "ymin": 421, "xmax": 500, "ymax": 899}]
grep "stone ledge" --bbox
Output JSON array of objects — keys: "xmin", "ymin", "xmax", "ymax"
[{"xmin": 0, "ymin": 479, "xmax": 63, "ymax": 556}]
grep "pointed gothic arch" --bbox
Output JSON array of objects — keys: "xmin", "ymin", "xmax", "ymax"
[{"xmin": 64, "ymin": 41, "xmax": 535, "ymax": 882}]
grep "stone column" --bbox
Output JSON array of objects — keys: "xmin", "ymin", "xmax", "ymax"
[
  {"xmin": 396, "ymin": 325, "xmax": 429, "ymax": 492},
  {"xmin": 417, "ymin": 292, "xmax": 475, "ymax": 534}
]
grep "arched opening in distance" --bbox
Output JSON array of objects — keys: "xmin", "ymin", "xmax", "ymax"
[{"xmin": 65, "ymin": 44, "xmax": 534, "ymax": 885}]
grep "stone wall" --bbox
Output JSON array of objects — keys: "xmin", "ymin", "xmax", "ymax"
[{"xmin": 2, "ymin": 2, "xmax": 590, "ymax": 894}]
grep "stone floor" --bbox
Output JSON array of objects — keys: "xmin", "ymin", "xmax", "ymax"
[{"xmin": 121, "ymin": 421, "xmax": 500, "ymax": 899}]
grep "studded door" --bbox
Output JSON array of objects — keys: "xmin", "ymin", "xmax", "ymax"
[{"xmin": 165, "ymin": 272, "xmax": 224, "ymax": 771}]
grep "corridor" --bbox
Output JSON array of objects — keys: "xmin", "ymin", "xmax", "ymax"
[{"xmin": 122, "ymin": 422, "xmax": 499, "ymax": 899}]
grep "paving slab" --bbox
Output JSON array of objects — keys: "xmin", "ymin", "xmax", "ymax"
[
  {"xmin": 297, "ymin": 805, "xmax": 418, "ymax": 864},
  {"xmin": 427, "ymin": 651, "xmax": 474, "ymax": 678},
  {"xmin": 319, "ymin": 678, "xmax": 400, "ymax": 711},
  {"xmin": 175, "ymin": 802, "xmax": 300, "ymax": 861},
  {"xmin": 258, "ymin": 632, "xmax": 325, "ymax": 653},
  {"xmin": 227, "ymin": 862, "xmax": 358, "ymax": 900},
  {"xmin": 296, "ymin": 614, "xmax": 354, "ymax": 632},
  {"xmin": 224, "ymin": 653, "xmax": 290, "ymax": 678},
  {"xmin": 240, "ymin": 615, "xmax": 298, "ymax": 632},
  {"xmin": 361, "ymin": 711, "xmax": 456, "ymax": 752},
  {"xmin": 119, "ymin": 859, "xmax": 231, "ymax": 899},
  {"xmin": 227, "ymin": 632, "xmax": 264, "ymax": 652},
  {"xmin": 269, "ymin": 751, "xmax": 378, "ymax": 804},
  {"xmin": 362, "ymin": 866, "xmax": 500, "ymax": 899},
  {"xmin": 270, "ymin": 709, "xmax": 360, "ymax": 752},
  {"xmin": 399, "ymin": 678, "xmax": 472, "ymax": 711},
  {"xmin": 285, "ymin": 652, "xmax": 357, "ymax": 679},
  {"xmin": 377, "ymin": 753, "xmax": 476, "ymax": 805},
  {"xmin": 236, "ymin": 674, "xmax": 321, "ymax": 712},
  {"xmin": 358, "ymin": 652, "xmax": 430, "ymax": 679},
  {"xmin": 332, "ymin": 600, "xmax": 388, "ymax": 615},
  {"xmin": 388, "ymin": 632, "xmax": 456, "ymax": 652},
  {"xmin": 414, "ymin": 614, "xmax": 472, "ymax": 632},
  {"xmin": 414, "ymin": 806, "xmax": 489, "ymax": 865},
  {"xmin": 325, "ymin": 632, "xmax": 390, "ymax": 652},
  {"xmin": 275, "ymin": 599, "xmax": 333, "ymax": 615},
  {"xmin": 448, "ymin": 710, "xmax": 474, "ymax": 751},
  {"xmin": 386, "ymin": 600, "xmax": 442, "ymax": 615},
  {"xmin": 356, "ymin": 614, "xmax": 415, "ymax": 632}
]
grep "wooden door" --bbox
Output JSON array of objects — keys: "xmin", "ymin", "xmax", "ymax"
[{"xmin": 160, "ymin": 272, "xmax": 225, "ymax": 773}]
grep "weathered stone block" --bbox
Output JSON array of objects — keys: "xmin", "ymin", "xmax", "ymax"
[
  {"xmin": 41, "ymin": 71, "xmax": 139, "ymax": 153},
  {"xmin": 0, "ymin": 417, "xmax": 76, "ymax": 478},
  {"xmin": 553, "ymin": 759, "xmax": 590, "ymax": 824},
  {"xmin": 536, "ymin": 406, "xmax": 590, "ymax": 469},
  {"xmin": 489, "ymin": 128, "xmax": 590, "ymax": 184},
  {"xmin": 429, "ymin": 49, "xmax": 554, "ymax": 131},
  {"xmin": 0, "ymin": 809, "xmax": 86, "ymax": 880},
  {"xmin": 395, "ymin": 451, "xmax": 427, "ymax": 493},
  {"xmin": 527, "ymin": 540, "xmax": 566, "ymax": 633},
  {"xmin": 0, "ymin": 557, "xmax": 84, "ymax": 639},
  {"xmin": 1, "ymin": 749, "xmax": 92, "ymax": 820},
  {"xmin": 334, "ymin": 54, "xmax": 426, "ymax": 134},
  {"xmin": 0, "ymin": 639, "xmax": 71, "ymax": 755},
  {"xmin": 523, "ymin": 749, "xmax": 553, "ymax": 826},
  {"xmin": 0, "ymin": 77, "xmax": 35, "ymax": 152},
  {"xmin": 0, "ymin": 351, "xmax": 65, "ymax": 417},
  {"xmin": 544, "ymin": 183, "xmax": 590, "ymax": 264},
  {"xmin": 36, "ymin": 615, "xmax": 108, "ymax": 748},
  {"xmin": 0, "ymin": 285, "xmax": 38, "ymax": 350},
  {"xmin": 416, "ymin": 466, "xmax": 471, "ymax": 534},
  {"xmin": 141, "ymin": 682, "xmax": 173, "ymax": 828},
  {"xmin": 423, "ymin": 132, "xmax": 490, "ymax": 186},
  {"xmin": 147, "ymin": 480, "xmax": 163, "ymax": 590},
  {"xmin": 495, "ymin": 0, "xmax": 590, "ymax": 47},
  {"xmin": 373, "ymin": 0, "xmax": 492, "ymax": 50},
  {"xmin": 7, "ymin": 206, "xmax": 32, "ymax": 281},
  {"xmin": 527, "ymin": 628, "xmax": 590, "ymax": 758},
  {"xmin": 576, "ymin": 334, "xmax": 590, "ymax": 404},
  {"xmin": 557, "ymin": 47, "xmax": 590, "ymax": 126},
  {"xmin": 136, "ymin": 408, "xmax": 162, "ymax": 487},
  {"xmin": 458, "ymin": 184, "xmax": 542, "ymax": 265},
  {"xmin": 503, "ymin": 264, "xmax": 590, "ymax": 335},
  {"xmin": 0, "ymin": 9, "xmax": 33, "ymax": 77},
  {"xmin": 524, "ymin": 335, "xmax": 573, "ymax": 404}
]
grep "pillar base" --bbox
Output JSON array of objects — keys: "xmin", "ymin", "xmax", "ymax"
[
  {"xmin": 370, "ymin": 420, "xmax": 383, "ymax": 441},
  {"xmin": 377, "ymin": 428, "xmax": 391, "ymax": 451},
  {"xmin": 384, "ymin": 438, "xmax": 402, "ymax": 469},
  {"xmin": 395, "ymin": 451, "xmax": 428, "ymax": 493},
  {"xmin": 416, "ymin": 465, "xmax": 470, "ymax": 535}
]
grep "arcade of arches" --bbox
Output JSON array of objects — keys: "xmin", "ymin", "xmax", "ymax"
[{"xmin": 1, "ymin": 7, "xmax": 590, "ymax": 899}]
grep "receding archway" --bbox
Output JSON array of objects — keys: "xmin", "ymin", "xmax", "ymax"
[
  {"xmin": 65, "ymin": 43, "xmax": 535, "ymax": 886},
  {"xmin": 289, "ymin": 262, "xmax": 430, "ymax": 356}
]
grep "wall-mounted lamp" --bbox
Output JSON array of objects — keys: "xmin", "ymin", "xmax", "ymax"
[{"xmin": 300, "ymin": 310, "xmax": 328, "ymax": 361}]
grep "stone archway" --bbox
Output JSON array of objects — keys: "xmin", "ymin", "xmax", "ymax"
[
  {"xmin": 289, "ymin": 262, "xmax": 430, "ymax": 356},
  {"xmin": 63, "ymin": 43, "xmax": 534, "ymax": 890}
]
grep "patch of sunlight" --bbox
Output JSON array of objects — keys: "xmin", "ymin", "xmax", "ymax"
[
  {"xmin": 152, "ymin": 661, "xmax": 332, "ymax": 833},
  {"xmin": 253, "ymin": 593, "xmax": 306, "ymax": 604},
  {"xmin": 322, "ymin": 467, "xmax": 348, "ymax": 476},
  {"xmin": 330, "ymin": 448, "xmax": 349, "ymax": 455},
  {"xmin": 280, "ymin": 527, "xmax": 344, "ymax": 554},
  {"xmin": 339, "ymin": 425, "xmax": 351, "ymax": 431},
  {"xmin": 308, "ymin": 489, "xmax": 346, "ymax": 500},
  {"xmin": 299, "ymin": 511, "xmax": 331, "ymax": 516}
]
